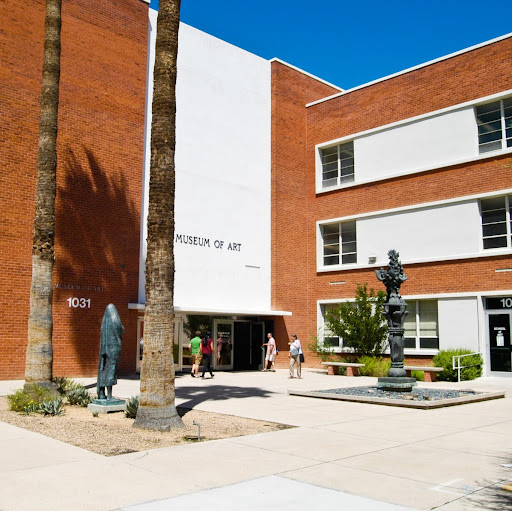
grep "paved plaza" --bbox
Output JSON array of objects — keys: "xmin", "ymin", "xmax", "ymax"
[{"xmin": 1, "ymin": 370, "xmax": 512, "ymax": 510}]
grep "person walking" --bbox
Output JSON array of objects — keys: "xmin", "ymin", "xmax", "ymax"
[
  {"xmin": 262, "ymin": 332, "xmax": 276, "ymax": 371},
  {"xmin": 189, "ymin": 330, "xmax": 202, "ymax": 378},
  {"xmin": 201, "ymin": 331, "xmax": 214, "ymax": 379},
  {"xmin": 288, "ymin": 334, "xmax": 302, "ymax": 379}
]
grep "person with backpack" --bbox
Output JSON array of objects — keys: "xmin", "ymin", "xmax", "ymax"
[{"xmin": 201, "ymin": 331, "xmax": 214, "ymax": 379}]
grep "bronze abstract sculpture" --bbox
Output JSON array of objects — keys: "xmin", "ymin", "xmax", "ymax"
[{"xmin": 376, "ymin": 250, "xmax": 415, "ymax": 390}]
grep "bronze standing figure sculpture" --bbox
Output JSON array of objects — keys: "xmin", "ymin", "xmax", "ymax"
[{"xmin": 97, "ymin": 303, "xmax": 124, "ymax": 400}]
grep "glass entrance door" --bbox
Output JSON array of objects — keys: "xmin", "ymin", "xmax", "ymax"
[
  {"xmin": 214, "ymin": 320, "xmax": 234, "ymax": 370},
  {"xmin": 488, "ymin": 313, "xmax": 512, "ymax": 373}
]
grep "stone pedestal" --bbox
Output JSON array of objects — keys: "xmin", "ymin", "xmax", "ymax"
[
  {"xmin": 377, "ymin": 377, "xmax": 417, "ymax": 392},
  {"xmin": 88, "ymin": 398, "xmax": 126, "ymax": 414}
]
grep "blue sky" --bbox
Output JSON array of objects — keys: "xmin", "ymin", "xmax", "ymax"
[{"xmin": 150, "ymin": 0, "xmax": 512, "ymax": 90}]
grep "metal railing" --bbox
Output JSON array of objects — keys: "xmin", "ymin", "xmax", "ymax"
[{"xmin": 452, "ymin": 352, "xmax": 482, "ymax": 382}]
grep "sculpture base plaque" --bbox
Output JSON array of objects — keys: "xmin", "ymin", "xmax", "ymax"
[
  {"xmin": 88, "ymin": 398, "xmax": 126, "ymax": 414},
  {"xmin": 377, "ymin": 377, "xmax": 417, "ymax": 392}
]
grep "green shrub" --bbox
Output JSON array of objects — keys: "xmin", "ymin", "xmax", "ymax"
[
  {"xmin": 357, "ymin": 356, "xmax": 391, "ymax": 377},
  {"xmin": 125, "ymin": 395, "xmax": 139, "ymax": 419},
  {"xmin": 23, "ymin": 403, "xmax": 40, "ymax": 415},
  {"xmin": 8, "ymin": 385, "xmax": 58, "ymax": 412},
  {"xmin": 66, "ymin": 385, "xmax": 92, "ymax": 406},
  {"xmin": 337, "ymin": 365, "xmax": 347, "ymax": 376},
  {"xmin": 433, "ymin": 348, "xmax": 483, "ymax": 381},
  {"xmin": 411, "ymin": 370, "xmax": 424, "ymax": 381}
]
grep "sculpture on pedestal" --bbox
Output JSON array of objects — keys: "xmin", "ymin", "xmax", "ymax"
[
  {"xmin": 375, "ymin": 250, "xmax": 415, "ymax": 389},
  {"xmin": 96, "ymin": 303, "xmax": 124, "ymax": 400}
]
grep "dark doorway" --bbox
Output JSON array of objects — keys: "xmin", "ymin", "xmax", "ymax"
[
  {"xmin": 233, "ymin": 322, "xmax": 251, "ymax": 370},
  {"xmin": 251, "ymin": 322, "xmax": 264, "ymax": 370}
]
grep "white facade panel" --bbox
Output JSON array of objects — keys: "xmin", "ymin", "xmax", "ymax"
[
  {"xmin": 355, "ymin": 107, "xmax": 478, "ymax": 182},
  {"xmin": 357, "ymin": 201, "xmax": 482, "ymax": 266},
  {"xmin": 139, "ymin": 12, "xmax": 271, "ymax": 312},
  {"xmin": 438, "ymin": 298, "xmax": 480, "ymax": 352}
]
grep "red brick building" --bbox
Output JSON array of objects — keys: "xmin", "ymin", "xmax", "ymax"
[
  {"xmin": 271, "ymin": 36, "xmax": 512, "ymax": 374},
  {"xmin": 1, "ymin": 0, "xmax": 511, "ymax": 378},
  {"xmin": 0, "ymin": 0, "xmax": 148, "ymax": 378}
]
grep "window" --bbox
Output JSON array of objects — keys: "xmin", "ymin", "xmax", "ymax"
[
  {"xmin": 321, "ymin": 141, "xmax": 354, "ymax": 188},
  {"xmin": 321, "ymin": 304, "xmax": 342, "ymax": 350},
  {"xmin": 481, "ymin": 196, "xmax": 511, "ymax": 250},
  {"xmin": 476, "ymin": 98, "xmax": 512, "ymax": 154},
  {"xmin": 321, "ymin": 221, "xmax": 357, "ymax": 266},
  {"xmin": 404, "ymin": 300, "xmax": 439, "ymax": 350}
]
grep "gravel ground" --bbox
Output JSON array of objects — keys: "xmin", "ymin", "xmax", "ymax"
[
  {"xmin": 316, "ymin": 386, "xmax": 479, "ymax": 401},
  {"xmin": 0, "ymin": 397, "xmax": 291, "ymax": 456}
]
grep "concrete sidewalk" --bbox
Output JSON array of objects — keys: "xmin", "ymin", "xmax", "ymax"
[{"xmin": 1, "ymin": 370, "xmax": 512, "ymax": 510}]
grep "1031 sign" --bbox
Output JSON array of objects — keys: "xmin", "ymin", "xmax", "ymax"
[{"xmin": 67, "ymin": 297, "xmax": 91, "ymax": 309}]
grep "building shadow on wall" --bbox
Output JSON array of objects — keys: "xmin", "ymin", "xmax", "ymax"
[{"xmin": 54, "ymin": 146, "xmax": 140, "ymax": 375}]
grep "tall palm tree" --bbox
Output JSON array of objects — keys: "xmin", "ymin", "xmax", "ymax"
[
  {"xmin": 25, "ymin": 0, "xmax": 62, "ymax": 385},
  {"xmin": 134, "ymin": 0, "xmax": 184, "ymax": 430}
]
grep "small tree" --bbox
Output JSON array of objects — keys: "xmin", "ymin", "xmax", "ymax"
[{"xmin": 325, "ymin": 283, "xmax": 388, "ymax": 357}]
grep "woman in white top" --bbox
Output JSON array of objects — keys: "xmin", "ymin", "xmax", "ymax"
[{"xmin": 288, "ymin": 334, "xmax": 302, "ymax": 378}]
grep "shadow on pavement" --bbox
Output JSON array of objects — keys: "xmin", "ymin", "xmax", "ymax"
[
  {"xmin": 176, "ymin": 384, "xmax": 275, "ymax": 410},
  {"xmin": 467, "ymin": 454, "xmax": 512, "ymax": 510}
]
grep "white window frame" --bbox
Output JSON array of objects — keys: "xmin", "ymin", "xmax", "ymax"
[
  {"xmin": 318, "ymin": 220, "xmax": 357, "ymax": 269},
  {"xmin": 476, "ymin": 97, "xmax": 512, "ymax": 154},
  {"xmin": 480, "ymin": 195, "xmax": 512, "ymax": 250},
  {"xmin": 403, "ymin": 300, "xmax": 439, "ymax": 351},
  {"xmin": 319, "ymin": 299, "xmax": 439, "ymax": 354},
  {"xmin": 319, "ymin": 141, "xmax": 354, "ymax": 190},
  {"xmin": 315, "ymin": 91, "xmax": 512, "ymax": 196},
  {"xmin": 319, "ymin": 301, "xmax": 357, "ymax": 354}
]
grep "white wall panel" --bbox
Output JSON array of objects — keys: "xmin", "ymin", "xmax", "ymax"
[
  {"xmin": 355, "ymin": 108, "xmax": 478, "ymax": 182},
  {"xmin": 438, "ymin": 298, "xmax": 479, "ymax": 352},
  {"xmin": 357, "ymin": 201, "xmax": 482, "ymax": 266},
  {"xmin": 139, "ymin": 13, "xmax": 271, "ymax": 311}
]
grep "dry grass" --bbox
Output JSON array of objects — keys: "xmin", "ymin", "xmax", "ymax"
[{"xmin": 0, "ymin": 397, "xmax": 291, "ymax": 456}]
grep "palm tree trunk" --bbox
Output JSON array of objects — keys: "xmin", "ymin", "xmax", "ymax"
[
  {"xmin": 133, "ymin": 0, "xmax": 184, "ymax": 430},
  {"xmin": 25, "ymin": 0, "xmax": 62, "ymax": 385}
]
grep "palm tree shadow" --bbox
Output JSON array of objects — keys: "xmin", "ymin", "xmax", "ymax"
[
  {"xmin": 176, "ymin": 384, "xmax": 275, "ymax": 411},
  {"xmin": 464, "ymin": 454, "xmax": 512, "ymax": 510},
  {"xmin": 54, "ymin": 145, "xmax": 140, "ymax": 376}
]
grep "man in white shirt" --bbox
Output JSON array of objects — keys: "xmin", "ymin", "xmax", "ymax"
[{"xmin": 262, "ymin": 332, "xmax": 276, "ymax": 371}]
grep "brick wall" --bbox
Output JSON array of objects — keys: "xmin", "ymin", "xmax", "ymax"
[
  {"xmin": 0, "ymin": 0, "xmax": 148, "ymax": 379},
  {"xmin": 271, "ymin": 38, "xmax": 512, "ymax": 368},
  {"xmin": 307, "ymin": 37, "xmax": 512, "ymax": 143},
  {"xmin": 270, "ymin": 62, "xmax": 340, "ymax": 358}
]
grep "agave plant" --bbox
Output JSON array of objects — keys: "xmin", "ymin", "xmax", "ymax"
[
  {"xmin": 125, "ymin": 395, "xmax": 139, "ymax": 419},
  {"xmin": 66, "ymin": 386, "xmax": 92, "ymax": 406},
  {"xmin": 39, "ymin": 398, "xmax": 65, "ymax": 416},
  {"xmin": 51, "ymin": 377, "xmax": 77, "ymax": 396}
]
